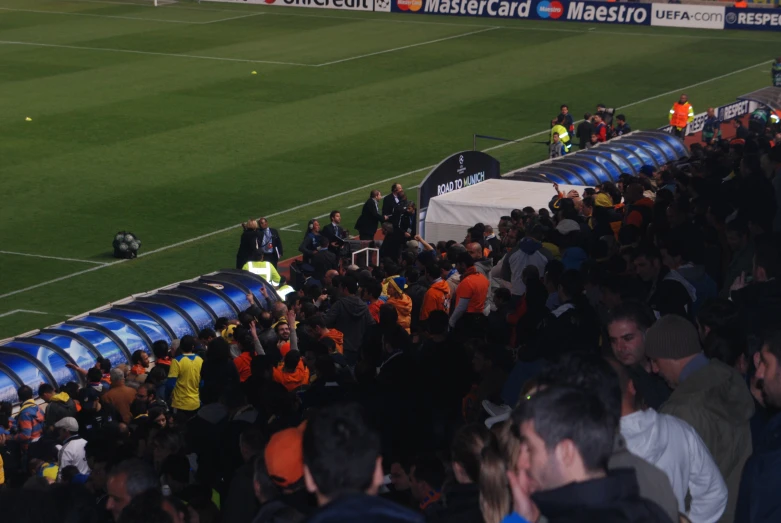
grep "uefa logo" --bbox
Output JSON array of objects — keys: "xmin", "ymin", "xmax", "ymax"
[
  {"xmin": 725, "ymin": 12, "xmax": 737, "ymax": 24},
  {"xmin": 376, "ymin": 0, "xmax": 390, "ymax": 9},
  {"xmin": 537, "ymin": 0, "xmax": 564, "ymax": 19}
]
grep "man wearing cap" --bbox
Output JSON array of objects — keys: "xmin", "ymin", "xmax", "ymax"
[
  {"xmin": 645, "ymin": 314, "xmax": 754, "ymax": 523},
  {"xmin": 55, "ymin": 416, "xmax": 90, "ymax": 481},
  {"xmin": 258, "ymin": 424, "xmax": 312, "ymax": 520},
  {"xmin": 77, "ymin": 386, "xmax": 115, "ymax": 441}
]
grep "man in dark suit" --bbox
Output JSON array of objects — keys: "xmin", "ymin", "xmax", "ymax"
[
  {"xmin": 577, "ymin": 112, "xmax": 594, "ymax": 150},
  {"xmin": 321, "ymin": 210, "xmax": 346, "ymax": 248},
  {"xmin": 355, "ymin": 190, "xmax": 386, "ymax": 240},
  {"xmin": 312, "ymin": 235, "xmax": 339, "ymax": 283},
  {"xmin": 382, "ymin": 183, "xmax": 403, "ymax": 221},
  {"xmin": 258, "ymin": 217, "xmax": 283, "ymax": 267}
]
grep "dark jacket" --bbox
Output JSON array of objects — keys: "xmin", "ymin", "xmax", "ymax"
[
  {"xmin": 530, "ymin": 298, "xmax": 601, "ymax": 362},
  {"xmin": 253, "ymin": 499, "xmax": 304, "ymax": 523},
  {"xmin": 406, "ymin": 278, "xmax": 431, "ymax": 333},
  {"xmin": 736, "ymin": 412, "xmax": 781, "ymax": 523},
  {"xmin": 299, "ymin": 232, "xmax": 322, "ymax": 264},
  {"xmin": 731, "ymin": 280, "xmax": 781, "ymax": 353},
  {"xmin": 259, "ymin": 227, "xmax": 283, "ymax": 258},
  {"xmin": 321, "ymin": 223, "xmax": 345, "ymax": 244},
  {"xmin": 576, "ymin": 120, "xmax": 594, "ymax": 149},
  {"xmin": 428, "ymin": 483, "xmax": 482, "ymax": 523},
  {"xmin": 355, "ymin": 199, "xmax": 383, "ymax": 237},
  {"xmin": 304, "ymin": 493, "xmax": 423, "ymax": 523},
  {"xmin": 379, "ymin": 232, "xmax": 404, "ymax": 263},
  {"xmin": 532, "ymin": 468, "xmax": 674, "ymax": 523},
  {"xmin": 383, "ymin": 194, "xmax": 400, "ymax": 221},
  {"xmin": 200, "ymin": 358, "xmax": 242, "ymax": 405},
  {"xmin": 44, "ymin": 393, "xmax": 77, "ymax": 430},
  {"xmin": 226, "ymin": 461, "xmax": 260, "ymax": 523},
  {"xmin": 324, "ymin": 294, "xmax": 376, "ymax": 357},
  {"xmin": 660, "ymin": 359, "xmax": 754, "ymax": 523},
  {"xmin": 312, "ymin": 249, "xmax": 339, "ymax": 283},
  {"xmin": 237, "ymin": 229, "xmax": 261, "ymax": 269}
]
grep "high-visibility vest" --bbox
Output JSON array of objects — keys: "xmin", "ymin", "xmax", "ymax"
[
  {"xmin": 276, "ymin": 285, "xmax": 296, "ymax": 299},
  {"xmin": 669, "ymin": 102, "xmax": 694, "ymax": 129},
  {"xmin": 551, "ymin": 124, "xmax": 570, "ymax": 144},
  {"xmin": 242, "ymin": 261, "xmax": 280, "ymax": 287}
]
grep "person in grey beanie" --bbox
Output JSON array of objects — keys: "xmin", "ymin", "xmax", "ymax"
[{"xmin": 646, "ymin": 314, "xmax": 754, "ymax": 523}]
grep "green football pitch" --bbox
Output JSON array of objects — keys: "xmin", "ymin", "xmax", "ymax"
[{"xmin": 0, "ymin": 0, "xmax": 777, "ymax": 339}]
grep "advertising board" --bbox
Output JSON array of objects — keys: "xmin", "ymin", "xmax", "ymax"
[
  {"xmin": 658, "ymin": 100, "xmax": 756, "ymax": 135},
  {"xmin": 651, "ymin": 4, "xmax": 724, "ymax": 30},
  {"xmin": 725, "ymin": 8, "xmax": 781, "ymax": 31},
  {"xmin": 203, "ymin": 0, "xmax": 374, "ymax": 11}
]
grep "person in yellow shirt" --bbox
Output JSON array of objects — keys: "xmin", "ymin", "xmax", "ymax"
[
  {"xmin": 242, "ymin": 253, "xmax": 281, "ymax": 288},
  {"xmin": 166, "ymin": 335, "xmax": 203, "ymax": 419}
]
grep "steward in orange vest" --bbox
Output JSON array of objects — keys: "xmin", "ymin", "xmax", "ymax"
[{"xmin": 669, "ymin": 93, "xmax": 694, "ymax": 138}]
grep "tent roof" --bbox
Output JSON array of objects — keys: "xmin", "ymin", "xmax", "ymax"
[{"xmin": 738, "ymin": 87, "xmax": 781, "ymax": 112}]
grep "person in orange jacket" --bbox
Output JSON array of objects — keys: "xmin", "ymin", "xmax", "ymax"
[
  {"xmin": 387, "ymin": 276, "xmax": 413, "ymax": 334},
  {"xmin": 305, "ymin": 315, "xmax": 345, "ymax": 354},
  {"xmin": 273, "ymin": 350, "xmax": 310, "ymax": 392},
  {"xmin": 420, "ymin": 263, "xmax": 451, "ymax": 324},
  {"xmin": 669, "ymin": 93, "xmax": 694, "ymax": 138}
]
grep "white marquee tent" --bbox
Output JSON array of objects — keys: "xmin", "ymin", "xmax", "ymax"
[{"xmin": 423, "ymin": 179, "xmax": 588, "ymax": 244}]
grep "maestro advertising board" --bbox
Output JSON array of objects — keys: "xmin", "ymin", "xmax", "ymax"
[
  {"xmin": 391, "ymin": 0, "xmax": 651, "ymax": 25},
  {"xmin": 203, "ymin": 0, "xmax": 374, "ymax": 10}
]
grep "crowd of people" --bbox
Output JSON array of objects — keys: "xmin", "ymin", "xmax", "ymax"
[{"xmin": 2, "ymin": 109, "xmax": 781, "ymax": 523}]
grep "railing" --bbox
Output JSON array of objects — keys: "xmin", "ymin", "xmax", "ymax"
[{"xmin": 352, "ymin": 247, "xmax": 379, "ymax": 268}]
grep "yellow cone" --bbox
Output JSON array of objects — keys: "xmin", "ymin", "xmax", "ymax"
[
  {"xmin": 25, "ymin": 117, "xmax": 32, "ymax": 121},
  {"xmin": 251, "ymin": 71, "xmax": 257, "ymax": 75}
]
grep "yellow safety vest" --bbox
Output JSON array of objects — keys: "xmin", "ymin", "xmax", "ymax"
[
  {"xmin": 276, "ymin": 285, "xmax": 296, "ymax": 299},
  {"xmin": 551, "ymin": 124, "xmax": 570, "ymax": 144},
  {"xmin": 242, "ymin": 261, "xmax": 280, "ymax": 287}
]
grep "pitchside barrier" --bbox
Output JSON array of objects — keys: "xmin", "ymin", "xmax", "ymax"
[
  {"xmin": 204, "ymin": 0, "xmax": 779, "ymax": 31},
  {"xmin": 658, "ymin": 99, "xmax": 758, "ymax": 135}
]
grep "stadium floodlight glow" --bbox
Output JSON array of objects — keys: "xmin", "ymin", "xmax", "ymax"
[{"xmin": 113, "ymin": 231, "xmax": 142, "ymax": 259}]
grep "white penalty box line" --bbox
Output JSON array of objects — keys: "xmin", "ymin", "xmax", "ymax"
[
  {"xmin": 0, "ymin": 6, "xmax": 264, "ymax": 24},
  {"xmin": 0, "ymin": 58, "xmax": 769, "ymax": 300}
]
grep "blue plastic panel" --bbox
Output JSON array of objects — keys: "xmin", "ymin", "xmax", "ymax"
[
  {"xmin": 0, "ymin": 353, "xmax": 49, "ymax": 389},
  {"xmin": 576, "ymin": 152, "xmax": 621, "ymax": 180},
  {"xmin": 637, "ymin": 136, "xmax": 678, "ymax": 163},
  {"xmin": 622, "ymin": 139, "xmax": 668, "ymax": 167},
  {"xmin": 604, "ymin": 145, "xmax": 643, "ymax": 172},
  {"xmin": 199, "ymin": 280, "xmax": 251, "ymax": 312},
  {"xmin": 224, "ymin": 273, "xmax": 276, "ymax": 310},
  {"xmin": 75, "ymin": 317, "xmax": 148, "ymax": 356},
  {"xmin": 57, "ymin": 326, "xmax": 129, "ymax": 367},
  {"xmin": 615, "ymin": 143, "xmax": 659, "ymax": 167},
  {"xmin": 591, "ymin": 149, "xmax": 635, "ymax": 175},
  {"xmin": 131, "ymin": 302, "xmax": 194, "ymax": 339},
  {"xmin": 155, "ymin": 295, "xmax": 213, "ymax": 330},
  {"xmin": 0, "ymin": 369, "xmax": 19, "ymax": 404},
  {"xmin": 180, "ymin": 287, "xmax": 235, "ymax": 320},
  {"xmin": 554, "ymin": 160, "xmax": 601, "ymax": 185},
  {"xmin": 105, "ymin": 310, "xmax": 171, "ymax": 346},
  {"xmin": 30, "ymin": 333, "xmax": 97, "ymax": 370},
  {"xmin": 1, "ymin": 342, "xmax": 79, "ymax": 387},
  {"xmin": 525, "ymin": 170, "xmax": 568, "ymax": 185},
  {"xmin": 650, "ymin": 132, "xmax": 688, "ymax": 158}
]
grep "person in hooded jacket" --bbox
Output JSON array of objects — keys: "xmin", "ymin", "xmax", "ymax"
[
  {"xmin": 323, "ymin": 275, "xmax": 375, "ymax": 364},
  {"xmin": 529, "ymin": 269, "xmax": 601, "ymax": 362},
  {"xmin": 302, "ymin": 403, "xmax": 423, "ymax": 523},
  {"xmin": 43, "ymin": 388, "xmax": 78, "ymax": 431},
  {"xmin": 644, "ymin": 314, "xmax": 754, "ymax": 523},
  {"xmin": 387, "ymin": 277, "xmax": 413, "ymax": 334},
  {"xmin": 611, "ymin": 360, "xmax": 728, "ymax": 523},
  {"xmin": 501, "ymin": 228, "xmax": 549, "ymax": 301}
]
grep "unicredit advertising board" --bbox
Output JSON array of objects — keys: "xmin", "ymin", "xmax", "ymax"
[
  {"xmin": 203, "ymin": 0, "xmax": 374, "ymax": 11},
  {"xmin": 390, "ymin": 0, "xmax": 651, "ymax": 24}
]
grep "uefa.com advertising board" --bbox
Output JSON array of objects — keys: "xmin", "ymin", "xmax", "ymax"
[{"xmin": 208, "ymin": 0, "xmax": 780, "ymax": 31}]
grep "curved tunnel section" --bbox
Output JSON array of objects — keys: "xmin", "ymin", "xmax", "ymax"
[
  {"xmin": 0, "ymin": 270, "xmax": 280, "ymax": 396},
  {"xmin": 505, "ymin": 131, "xmax": 688, "ymax": 184}
]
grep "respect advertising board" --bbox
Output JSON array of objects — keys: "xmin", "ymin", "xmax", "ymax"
[
  {"xmin": 725, "ymin": 7, "xmax": 781, "ymax": 31},
  {"xmin": 203, "ymin": 0, "xmax": 374, "ymax": 11},
  {"xmin": 388, "ymin": 0, "xmax": 651, "ymax": 25},
  {"xmin": 658, "ymin": 100, "xmax": 755, "ymax": 135}
]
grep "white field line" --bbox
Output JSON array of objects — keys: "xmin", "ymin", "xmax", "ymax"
[
  {"xmin": 347, "ymin": 202, "xmax": 363, "ymax": 209},
  {"xmin": 0, "ymin": 6, "xmax": 203, "ymax": 23},
  {"xmin": 0, "ymin": 60, "xmax": 769, "ymax": 300},
  {"xmin": 0, "ymin": 250, "xmax": 109, "ymax": 265},
  {"xmin": 58, "ymin": 0, "xmax": 781, "ymax": 43},
  {"xmin": 0, "ymin": 40, "xmax": 313, "ymax": 66},
  {"xmin": 200, "ymin": 12, "xmax": 265, "ymax": 23},
  {"xmin": 315, "ymin": 27, "xmax": 499, "ymax": 67},
  {"xmin": 0, "ymin": 309, "xmax": 69, "ymax": 318}
]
